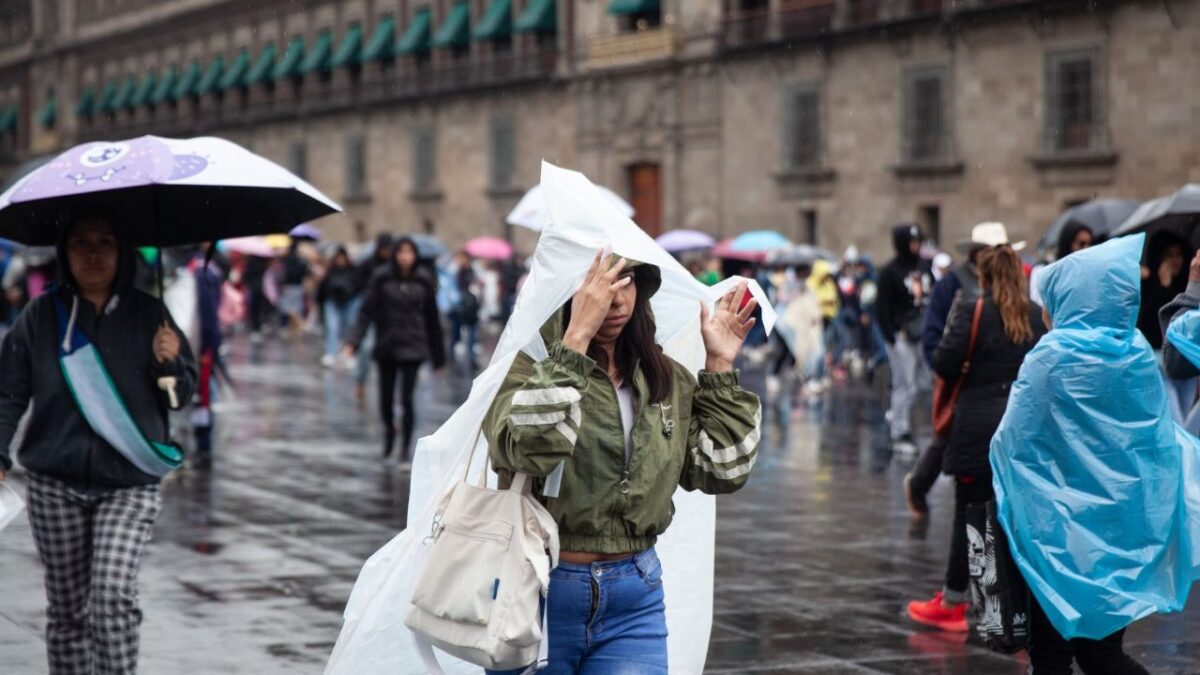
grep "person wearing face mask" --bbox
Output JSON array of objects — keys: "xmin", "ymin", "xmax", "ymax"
[
  {"xmin": 0, "ymin": 213, "xmax": 196, "ymax": 675},
  {"xmin": 482, "ymin": 252, "xmax": 762, "ymax": 674}
]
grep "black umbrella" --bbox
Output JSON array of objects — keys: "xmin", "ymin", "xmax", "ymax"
[
  {"xmin": 1111, "ymin": 184, "xmax": 1200, "ymax": 250},
  {"xmin": 1038, "ymin": 199, "xmax": 1140, "ymax": 254},
  {"xmin": 0, "ymin": 136, "xmax": 341, "ymax": 247}
]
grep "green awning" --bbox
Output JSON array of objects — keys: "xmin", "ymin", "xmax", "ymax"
[
  {"xmin": 473, "ymin": 0, "xmax": 512, "ymax": 41},
  {"xmin": 38, "ymin": 96, "xmax": 56, "ymax": 128},
  {"xmin": 151, "ymin": 66, "xmax": 178, "ymax": 104},
  {"xmin": 128, "ymin": 71, "xmax": 157, "ymax": 108},
  {"xmin": 608, "ymin": 0, "xmax": 659, "ymax": 14},
  {"xmin": 515, "ymin": 0, "xmax": 556, "ymax": 33},
  {"xmin": 274, "ymin": 36, "xmax": 305, "ymax": 80},
  {"xmin": 194, "ymin": 55, "xmax": 225, "ymax": 95},
  {"xmin": 244, "ymin": 43, "xmax": 276, "ymax": 86},
  {"xmin": 332, "ymin": 25, "xmax": 363, "ymax": 67},
  {"xmin": 432, "ymin": 2, "xmax": 471, "ymax": 48},
  {"xmin": 397, "ymin": 8, "xmax": 433, "ymax": 55},
  {"xmin": 110, "ymin": 76, "xmax": 137, "ymax": 110},
  {"xmin": 300, "ymin": 30, "xmax": 333, "ymax": 74},
  {"xmin": 220, "ymin": 49, "xmax": 251, "ymax": 89},
  {"xmin": 0, "ymin": 106, "xmax": 16, "ymax": 134},
  {"xmin": 362, "ymin": 16, "xmax": 395, "ymax": 62},
  {"xmin": 96, "ymin": 81, "xmax": 118, "ymax": 112},
  {"xmin": 174, "ymin": 61, "xmax": 202, "ymax": 99},
  {"xmin": 75, "ymin": 87, "xmax": 96, "ymax": 117}
]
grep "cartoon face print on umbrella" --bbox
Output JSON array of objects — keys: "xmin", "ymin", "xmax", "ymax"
[
  {"xmin": 168, "ymin": 153, "xmax": 209, "ymax": 180},
  {"xmin": 11, "ymin": 137, "xmax": 176, "ymax": 202}
]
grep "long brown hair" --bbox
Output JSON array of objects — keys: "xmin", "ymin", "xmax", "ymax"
[
  {"xmin": 978, "ymin": 245, "xmax": 1033, "ymax": 344},
  {"xmin": 561, "ymin": 266, "xmax": 675, "ymax": 404}
]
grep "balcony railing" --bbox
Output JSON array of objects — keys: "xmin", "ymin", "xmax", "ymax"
[
  {"xmin": 586, "ymin": 27, "xmax": 677, "ymax": 70},
  {"xmin": 722, "ymin": 1, "xmax": 836, "ymax": 49},
  {"xmin": 83, "ymin": 48, "xmax": 558, "ymax": 138}
]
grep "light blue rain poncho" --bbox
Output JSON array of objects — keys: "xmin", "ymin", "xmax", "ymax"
[{"xmin": 990, "ymin": 233, "xmax": 1200, "ymax": 640}]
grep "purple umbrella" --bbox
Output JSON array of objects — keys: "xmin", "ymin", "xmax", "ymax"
[
  {"xmin": 0, "ymin": 135, "xmax": 341, "ymax": 246},
  {"xmin": 656, "ymin": 229, "xmax": 715, "ymax": 253},
  {"xmin": 289, "ymin": 223, "xmax": 322, "ymax": 240}
]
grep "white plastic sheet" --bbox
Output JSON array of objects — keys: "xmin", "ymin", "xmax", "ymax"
[
  {"xmin": 325, "ymin": 162, "xmax": 775, "ymax": 675},
  {"xmin": 0, "ymin": 482, "xmax": 25, "ymax": 533}
]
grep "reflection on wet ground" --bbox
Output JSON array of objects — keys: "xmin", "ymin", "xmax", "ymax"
[{"xmin": 1, "ymin": 334, "xmax": 1198, "ymax": 673}]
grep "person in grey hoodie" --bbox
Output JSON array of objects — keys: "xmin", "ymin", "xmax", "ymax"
[{"xmin": 0, "ymin": 213, "xmax": 196, "ymax": 675}]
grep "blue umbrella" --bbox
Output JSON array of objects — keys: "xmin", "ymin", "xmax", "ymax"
[
  {"xmin": 410, "ymin": 233, "xmax": 448, "ymax": 259},
  {"xmin": 730, "ymin": 229, "xmax": 790, "ymax": 253}
]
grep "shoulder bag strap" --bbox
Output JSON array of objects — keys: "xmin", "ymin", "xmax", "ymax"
[{"xmin": 961, "ymin": 298, "xmax": 985, "ymax": 376}]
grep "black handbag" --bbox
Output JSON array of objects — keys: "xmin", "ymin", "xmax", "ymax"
[{"xmin": 966, "ymin": 500, "xmax": 1030, "ymax": 653}]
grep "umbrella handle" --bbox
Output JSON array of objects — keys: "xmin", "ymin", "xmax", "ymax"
[{"xmin": 157, "ymin": 376, "xmax": 179, "ymax": 409}]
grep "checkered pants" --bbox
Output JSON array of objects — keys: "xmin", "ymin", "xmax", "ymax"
[{"xmin": 25, "ymin": 472, "xmax": 162, "ymax": 675}]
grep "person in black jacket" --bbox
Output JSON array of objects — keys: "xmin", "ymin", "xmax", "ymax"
[
  {"xmin": 1137, "ymin": 231, "xmax": 1190, "ymax": 350},
  {"xmin": 344, "ymin": 237, "xmax": 446, "ymax": 463},
  {"xmin": 317, "ymin": 247, "xmax": 360, "ymax": 368},
  {"xmin": 351, "ymin": 233, "xmax": 394, "ymax": 404},
  {"xmin": 876, "ymin": 223, "xmax": 932, "ymax": 452},
  {"xmin": 0, "ymin": 214, "xmax": 197, "ymax": 674},
  {"xmin": 906, "ymin": 244, "xmax": 1046, "ymax": 633}
]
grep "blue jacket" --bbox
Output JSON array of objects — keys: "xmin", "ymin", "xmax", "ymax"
[{"xmin": 921, "ymin": 263, "xmax": 979, "ymax": 365}]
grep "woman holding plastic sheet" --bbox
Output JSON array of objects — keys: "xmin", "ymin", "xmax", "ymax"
[
  {"xmin": 482, "ymin": 251, "xmax": 763, "ymax": 674},
  {"xmin": 906, "ymin": 245, "xmax": 1046, "ymax": 633},
  {"xmin": 0, "ymin": 213, "xmax": 196, "ymax": 674}
]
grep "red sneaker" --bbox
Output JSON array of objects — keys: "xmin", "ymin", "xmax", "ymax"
[{"xmin": 907, "ymin": 591, "xmax": 968, "ymax": 632}]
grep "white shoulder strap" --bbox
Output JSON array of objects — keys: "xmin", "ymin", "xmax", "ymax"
[{"xmin": 412, "ymin": 633, "xmax": 445, "ymax": 675}]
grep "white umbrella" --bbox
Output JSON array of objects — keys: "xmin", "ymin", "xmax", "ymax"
[{"xmin": 506, "ymin": 182, "xmax": 634, "ymax": 232}]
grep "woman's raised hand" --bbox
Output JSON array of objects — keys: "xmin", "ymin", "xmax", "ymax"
[
  {"xmin": 563, "ymin": 250, "xmax": 631, "ymax": 354},
  {"xmin": 700, "ymin": 281, "xmax": 757, "ymax": 372}
]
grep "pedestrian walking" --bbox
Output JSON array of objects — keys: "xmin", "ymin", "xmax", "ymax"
[
  {"xmin": 344, "ymin": 237, "xmax": 445, "ymax": 463},
  {"xmin": 0, "ymin": 214, "xmax": 197, "ymax": 675},
  {"xmin": 990, "ymin": 235, "xmax": 1187, "ymax": 674},
  {"xmin": 190, "ymin": 245, "xmax": 223, "ymax": 462},
  {"xmin": 482, "ymin": 252, "xmax": 762, "ymax": 674},
  {"xmin": 317, "ymin": 247, "xmax": 360, "ymax": 369},
  {"xmin": 906, "ymin": 244, "xmax": 1046, "ymax": 632},
  {"xmin": 447, "ymin": 250, "xmax": 481, "ymax": 370},
  {"xmin": 877, "ymin": 224, "xmax": 933, "ymax": 453},
  {"xmin": 351, "ymin": 233, "xmax": 394, "ymax": 405},
  {"xmin": 906, "ymin": 223, "xmax": 1017, "ymax": 517},
  {"xmin": 279, "ymin": 240, "xmax": 310, "ymax": 339}
]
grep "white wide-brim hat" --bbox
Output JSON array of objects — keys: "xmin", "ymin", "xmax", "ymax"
[{"xmin": 956, "ymin": 222, "xmax": 1026, "ymax": 253}]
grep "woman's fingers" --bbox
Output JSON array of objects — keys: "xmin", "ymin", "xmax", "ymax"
[
  {"xmin": 603, "ymin": 256, "xmax": 628, "ymax": 281},
  {"xmin": 737, "ymin": 295, "xmax": 758, "ymax": 323},
  {"xmin": 609, "ymin": 276, "xmax": 633, "ymax": 293},
  {"xmin": 584, "ymin": 249, "xmax": 603, "ymax": 284}
]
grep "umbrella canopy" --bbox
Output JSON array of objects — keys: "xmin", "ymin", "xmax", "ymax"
[
  {"xmin": 221, "ymin": 236, "xmax": 278, "ymax": 258},
  {"xmin": 712, "ymin": 237, "xmax": 766, "ymax": 262},
  {"xmin": 288, "ymin": 222, "xmax": 322, "ymax": 240},
  {"xmin": 409, "ymin": 233, "xmax": 448, "ymax": 259},
  {"xmin": 656, "ymin": 229, "xmax": 715, "ymax": 253},
  {"xmin": 1039, "ymin": 199, "xmax": 1139, "ymax": 254},
  {"xmin": 465, "ymin": 236, "xmax": 513, "ymax": 260},
  {"xmin": 0, "ymin": 135, "xmax": 341, "ymax": 246},
  {"xmin": 730, "ymin": 229, "xmax": 790, "ymax": 253},
  {"xmin": 766, "ymin": 244, "xmax": 836, "ymax": 267},
  {"xmin": 1111, "ymin": 184, "xmax": 1200, "ymax": 250},
  {"xmin": 506, "ymin": 183, "xmax": 634, "ymax": 232}
]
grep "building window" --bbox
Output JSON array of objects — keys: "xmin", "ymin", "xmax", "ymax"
[
  {"xmin": 489, "ymin": 116, "xmax": 516, "ymax": 190},
  {"xmin": 413, "ymin": 125, "xmax": 437, "ymax": 194},
  {"xmin": 1044, "ymin": 47, "xmax": 1104, "ymax": 153},
  {"xmin": 344, "ymin": 133, "xmax": 367, "ymax": 200},
  {"xmin": 782, "ymin": 83, "xmax": 821, "ymax": 170},
  {"xmin": 289, "ymin": 141, "xmax": 307, "ymax": 179},
  {"xmin": 801, "ymin": 209, "xmax": 818, "ymax": 245},
  {"xmin": 901, "ymin": 65, "xmax": 952, "ymax": 164},
  {"xmin": 919, "ymin": 204, "xmax": 941, "ymax": 246}
]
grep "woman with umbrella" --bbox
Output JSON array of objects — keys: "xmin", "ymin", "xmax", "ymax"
[{"xmin": 0, "ymin": 212, "xmax": 197, "ymax": 674}]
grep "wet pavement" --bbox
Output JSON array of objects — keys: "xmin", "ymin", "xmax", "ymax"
[{"xmin": 1, "ymin": 333, "xmax": 1199, "ymax": 674}]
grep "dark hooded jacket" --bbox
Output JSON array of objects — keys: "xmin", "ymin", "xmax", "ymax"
[
  {"xmin": 877, "ymin": 224, "xmax": 931, "ymax": 344},
  {"xmin": 346, "ymin": 244, "xmax": 445, "ymax": 366},
  {"xmin": 1055, "ymin": 222, "xmax": 1093, "ymax": 262},
  {"xmin": 483, "ymin": 261, "xmax": 762, "ymax": 554},
  {"xmin": 1138, "ymin": 231, "xmax": 1191, "ymax": 349},
  {"xmin": 0, "ymin": 231, "xmax": 197, "ymax": 489}
]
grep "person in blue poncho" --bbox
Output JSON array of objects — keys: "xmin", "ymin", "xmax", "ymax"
[{"xmin": 990, "ymin": 233, "xmax": 1200, "ymax": 674}]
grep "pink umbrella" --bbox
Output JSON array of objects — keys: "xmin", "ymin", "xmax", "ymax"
[
  {"xmin": 222, "ymin": 236, "xmax": 277, "ymax": 258},
  {"xmin": 465, "ymin": 236, "xmax": 513, "ymax": 260}
]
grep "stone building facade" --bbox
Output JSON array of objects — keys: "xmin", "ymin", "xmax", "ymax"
[{"xmin": 0, "ymin": 0, "xmax": 1196, "ymax": 259}]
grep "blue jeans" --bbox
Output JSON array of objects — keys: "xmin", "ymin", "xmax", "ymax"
[
  {"xmin": 486, "ymin": 548, "xmax": 668, "ymax": 675},
  {"xmin": 323, "ymin": 299, "xmax": 359, "ymax": 357}
]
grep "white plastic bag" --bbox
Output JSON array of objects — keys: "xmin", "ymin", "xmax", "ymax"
[
  {"xmin": 0, "ymin": 482, "xmax": 26, "ymax": 533},
  {"xmin": 325, "ymin": 162, "xmax": 775, "ymax": 675}
]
